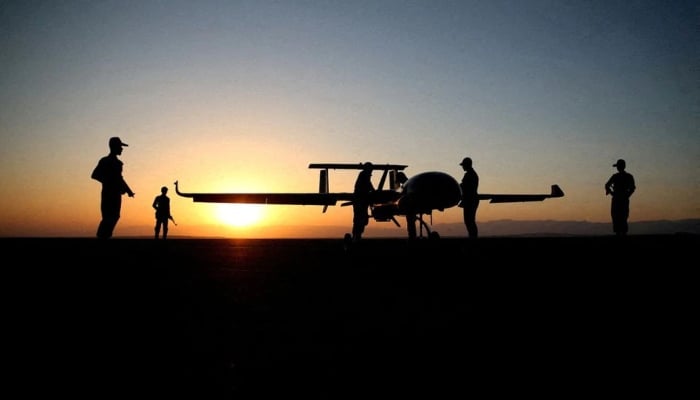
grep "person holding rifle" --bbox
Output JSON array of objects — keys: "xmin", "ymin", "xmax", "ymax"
[{"xmin": 152, "ymin": 185, "xmax": 175, "ymax": 239}]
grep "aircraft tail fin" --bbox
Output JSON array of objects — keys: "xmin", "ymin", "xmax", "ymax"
[
  {"xmin": 551, "ymin": 184, "xmax": 564, "ymax": 198},
  {"xmin": 319, "ymin": 169, "xmax": 328, "ymax": 193},
  {"xmin": 319, "ymin": 170, "xmax": 329, "ymax": 213}
]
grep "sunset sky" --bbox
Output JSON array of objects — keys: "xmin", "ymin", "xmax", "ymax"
[{"xmin": 1, "ymin": 1, "xmax": 698, "ymax": 238}]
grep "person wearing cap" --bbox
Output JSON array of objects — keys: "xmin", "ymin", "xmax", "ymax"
[
  {"xmin": 91, "ymin": 137, "xmax": 135, "ymax": 239},
  {"xmin": 351, "ymin": 162, "xmax": 376, "ymax": 242},
  {"xmin": 605, "ymin": 159, "xmax": 636, "ymax": 236},
  {"xmin": 459, "ymin": 157, "xmax": 480, "ymax": 238},
  {"xmin": 152, "ymin": 185, "xmax": 174, "ymax": 240}
]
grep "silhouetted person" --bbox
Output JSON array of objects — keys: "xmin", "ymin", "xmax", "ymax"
[
  {"xmin": 91, "ymin": 137, "xmax": 135, "ymax": 239},
  {"xmin": 152, "ymin": 186, "xmax": 172, "ymax": 239},
  {"xmin": 352, "ymin": 162, "xmax": 375, "ymax": 242},
  {"xmin": 605, "ymin": 159, "xmax": 636, "ymax": 236},
  {"xmin": 394, "ymin": 171, "xmax": 419, "ymax": 240},
  {"xmin": 406, "ymin": 213, "xmax": 418, "ymax": 240},
  {"xmin": 459, "ymin": 157, "xmax": 479, "ymax": 238}
]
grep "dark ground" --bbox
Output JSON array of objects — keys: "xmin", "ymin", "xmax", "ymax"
[{"xmin": 3, "ymin": 235, "xmax": 695, "ymax": 398}]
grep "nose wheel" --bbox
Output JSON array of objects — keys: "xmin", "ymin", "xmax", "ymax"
[{"xmin": 417, "ymin": 214, "xmax": 440, "ymax": 239}]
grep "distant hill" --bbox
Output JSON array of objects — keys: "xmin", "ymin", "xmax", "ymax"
[
  {"xmin": 189, "ymin": 218, "xmax": 700, "ymax": 239},
  {"xmin": 159, "ymin": 219, "xmax": 700, "ymax": 238},
  {"xmin": 9, "ymin": 218, "xmax": 697, "ymax": 239},
  {"xmin": 427, "ymin": 218, "xmax": 700, "ymax": 238}
]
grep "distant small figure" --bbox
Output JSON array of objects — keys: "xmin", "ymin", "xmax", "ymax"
[
  {"xmin": 459, "ymin": 157, "xmax": 479, "ymax": 238},
  {"xmin": 91, "ymin": 137, "xmax": 135, "ymax": 239},
  {"xmin": 153, "ymin": 186, "xmax": 175, "ymax": 239},
  {"xmin": 352, "ymin": 162, "xmax": 375, "ymax": 242},
  {"xmin": 605, "ymin": 159, "xmax": 636, "ymax": 236}
]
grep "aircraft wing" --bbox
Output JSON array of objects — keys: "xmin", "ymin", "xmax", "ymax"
[
  {"xmin": 309, "ymin": 163, "xmax": 407, "ymax": 171},
  {"xmin": 175, "ymin": 181, "xmax": 355, "ymax": 205},
  {"xmin": 478, "ymin": 184, "xmax": 564, "ymax": 203}
]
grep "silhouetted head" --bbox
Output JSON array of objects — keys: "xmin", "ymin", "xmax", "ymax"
[
  {"xmin": 109, "ymin": 137, "xmax": 128, "ymax": 152},
  {"xmin": 396, "ymin": 171, "xmax": 408, "ymax": 184},
  {"xmin": 613, "ymin": 159, "xmax": 626, "ymax": 170},
  {"xmin": 362, "ymin": 162, "xmax": 373, "ymax": 171},
  {"xmin": 161, "ymin": 186, "xmax": 168, "ymax": 194},
  {"xmin": 460, "ymin": 157, "xmax": 472, "ymax": 169},
  {"xmin": 393, "ymin": 171, "xmax": 408, "ymax": 190}
]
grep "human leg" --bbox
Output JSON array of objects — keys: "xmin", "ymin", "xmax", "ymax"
[
  {"xmin": 464, "ymin": 204, "xmax": 479, "ymax": 238},
  {"xmin": 98, "ymin": 193, "xmax": 121, "ymax": 239}
]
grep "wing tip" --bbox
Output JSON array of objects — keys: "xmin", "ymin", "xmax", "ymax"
[{"xmin": 551, "ymin": 184, "xmax": 564, "ymax": 198}]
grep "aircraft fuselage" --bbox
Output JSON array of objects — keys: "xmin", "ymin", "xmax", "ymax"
[{"xmin": 398, "ymin": 171, "xmax": 462, "ymax": 215}]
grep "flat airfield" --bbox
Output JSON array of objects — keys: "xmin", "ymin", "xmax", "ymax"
[{"xmin": 4, "ymin": 235, "xmax": 694, "ymax": 398}]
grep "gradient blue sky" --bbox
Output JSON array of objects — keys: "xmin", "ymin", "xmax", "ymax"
[{"xmin": 1, "ymin": 0, "xmax": 698, "ymax": 237}]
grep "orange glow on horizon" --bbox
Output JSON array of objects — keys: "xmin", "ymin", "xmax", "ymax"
[{"xmin": 216, "ymin": 204, "xmax": 265, "ymax": 228}]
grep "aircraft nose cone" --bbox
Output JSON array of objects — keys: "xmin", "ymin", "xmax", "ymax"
[{"xmin": 401, "ymin": 172, "xmax": 461, "ymax": 212}]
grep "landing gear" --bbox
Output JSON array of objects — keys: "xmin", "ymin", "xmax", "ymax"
[
  {"xmin": 343, "ymin": 233, "xmax": 353, "ymax": 252},
  {"xmin": 417, "ymin": 214, "xmax": 440, "ymax": 240}
]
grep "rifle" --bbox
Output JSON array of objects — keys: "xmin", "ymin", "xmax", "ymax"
[{"xmin": 169, "ymin": 215, "xmax": 177, "ymax": 226}]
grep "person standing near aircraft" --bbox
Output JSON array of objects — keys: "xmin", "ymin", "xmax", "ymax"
[
  {"xmin": 395, "ymin": 171, "xmax": 419, "ymax": 240},
  {"xmin": 459, "ymin": 157, "xmax": 479, "ymax": 238},
  {"xmin": 352, "ymin": 162, "xmax": 375, "ymax": 242},
  {"xmin": 605, "ymin": 159, "xmax": 636, "ymax": 236},
  {"xmin": 91, "ymin": 137, "xmax": 135, "ymax": 239},
  {"xmin": 152, "ymin": 185, "xmax": 173, "ymax": 240}
]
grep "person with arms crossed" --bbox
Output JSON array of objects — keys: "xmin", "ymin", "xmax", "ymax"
[{"xmin": 605, "ymin": 159, "xmax": 636, "ymax": 236}]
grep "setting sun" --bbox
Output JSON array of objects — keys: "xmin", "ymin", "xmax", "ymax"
[{"xmin": 216, "ymin": 204, "xmax": 264, "ymax": 227}]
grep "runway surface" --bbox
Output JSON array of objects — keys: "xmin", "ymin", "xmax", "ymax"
[{"xmin": 3, "ymin": 235, "xmax": 694, "ymax": 398}]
